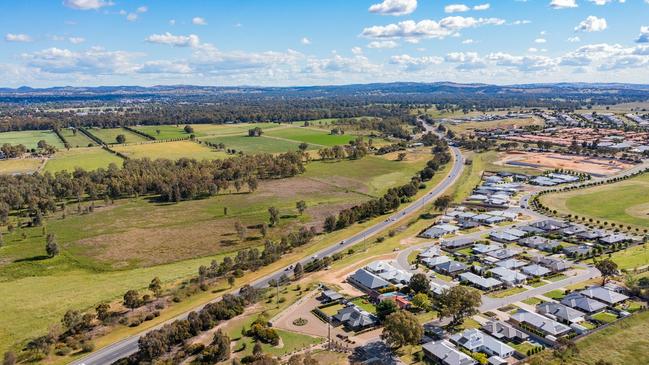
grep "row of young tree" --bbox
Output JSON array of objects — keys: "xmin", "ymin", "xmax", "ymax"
[{"xmin": 0, "ymin": 152, "xmax": 305, "ymax": 224}]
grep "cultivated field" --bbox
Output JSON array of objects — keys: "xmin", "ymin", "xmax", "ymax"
[
  {"xmin": 43, "ymin": 147, "xmax": 123, "ymax": 173},
  {"xmin": 264, "ymin": 126, "xmax": 357, "ymax": 147},
  {"xmin": 134, "ymin": 123, "xmax": 285, "ymax": 140},
  {"xmin": 112, "ymin": 140, "xmax": 228, "ymax": 160},
  {"xmin": 0, "ymin": 158, "xmax": 43, "ymax": 175},
  {"xmin": 0, "ymin": 148, "xmax": 430, "ymax": 350},
  {"xmin": 0, "ymin": 130, "xmax": 64, "ymax": 149},
  {"xmin": 59, "ymin": 128, "xmax": 97, "ymax": 148},
  {"xmin": 495, "ymin": 151, "xmax": 633, "ymax": 176},
  {"xmin": 200, "ymin": 135, "xmax": 308, "ymax": 154},
  {"xmin": 86, "ymin": 127, "xmax": 149, "ymax": 145},
  {"xmin": 539, "ymin": 173, "xmax": 649, "ymax": 228}
]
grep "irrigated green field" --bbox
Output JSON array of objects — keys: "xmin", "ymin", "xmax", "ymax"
[
  {"xmin": 0, "ymin": 130, "xmax": 64, "ymax": 149},
  {"xmin": 265, "ymin": 126, "xmax": 357, "ymax": 147},
  {"xmin": 539, "ymin": 173, "xmax": 649, "ymax": 229},
  {"xmin": 0, "ymin": 158, "xmax": 43, "ymax": 175},
  {"xmin": 0, "ymin": 149, "xmax": 429, "ymax": 351},
  {"xmin": 134, "ymin": 123, "xmax": 285, "ymax": 140},
  {"xmin": 59, "ymin": 128, "xmax": 97, "ymax": 148},
  {"xmin": 86, "ymin": 127, "xmax": 149, "ymax": 145},
  {"xmin": 112, "ymin": 140, "xmax": 228, "ymax": 160},
  {"xmin": 200, "ymin": 135, "xmax": 307, "ymax": 154},
  {"xmin": 43, "ymin": 147, "xmax": 123, "ymax": 173}
]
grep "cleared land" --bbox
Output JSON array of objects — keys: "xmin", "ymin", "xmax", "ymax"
[
  {"xmin": 200, "ymin": 135, "xmax": 306, "ymax": 154},
  {"xmin": 43, "ymin": 147, "xmax": 123, "ymax": 173},
  {"xmin": 0, "ymin": 149, "xmax": 430, "ymax": 350},
  {"xmin": 531, "ymin": 309, "xmax": 649, "ymax": 365},
  {"xmin": 135, "ymin": 122, "xmax": 284, "ymax": 140},
  {"xmin": 59, "ymin": 128, "xmax": 97, "ymax": 148},
  {"xmin": 496, "ymin": 151, "xmax": 632, "ymax": 176},
  {"xmin": 112, "ymin": 140, "xmax": 228, "ymax": 160},
  {"xmin": 0, "ymin": 130, "xmax": 64, "ymax": 149},
  {"xmin": 540, "ymin": 173, "xmax": 649, "ymax": 229},
  {"xmin": 0, "ymin": 158, "xmax": 43, "ymax": 175},
  {"xmin": 264, "ymin": 127, "xmax": 357, "ymax": 147},
  {"xmin": 446, "ymin": 117, "xmax": 543, "ymax": 136},
  {"xmin": 86, "ymin": 127, "xmax": 148, "ymax": 145}
]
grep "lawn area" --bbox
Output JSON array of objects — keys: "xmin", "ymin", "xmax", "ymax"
[
  {"xmin": 192, "ymin": 122, "xmax": 283, "ymax": 137},
  {"xmin": 200, "ymin": 134, "xmax": 306, "ymax": 154},
  {"xmin": 0, "ymin": 158, "xmax": 42, "ymax": 175},
  {"xmin": 542, "ymin": 289, "xmax": 566, "ymax": 300},
  {"xmin": 589, "ymin": 244, "xmax": 649, "ymax": 270},
  {"xmin": 319, "ymin": 303, "xmax": 345, "ymax": 317},
  {"xmin": 133, "ymin": 125, "xmax": 194, "ymax": 140},
  {"xmin": 43, "ymin": 147, "xmax": 123, "ymax": 173},
  {"xmin": 59, "ymin": 128, "xmax": 96, "ymax": 148},
  {"xmin": 509, "ymin": 341, "xmax": 539, "ymax": 355},
  {"xmin": 112, "ymin": 140, "xmax": 228, "ymax": 161},
  {"xmin": 459, "ymin": 317, "xmax": 481, "ymax": 330},
  {"xmin": 350, "ymin": 297, "xmax": 377, "ymax": 314},
  {"xmin": 86, "ymin": 127, "xmax": 149, "ymax": 145},
  {"xmin": 591, "ymin": 311, "xmax": 618, "ymax": 324},
  {"xmin": 616, "ymin": 300, "xmax": 645, "ymax": 313},
  {"xmin": 539, "ymin": 173, "xmax": 649, "ymax": 230},
  {"xmin": 521, "ymin": 297, "xmax": 544, "ymax": 306},
  {"xmin": 0, "ymin": 129, "xmax": 64, "ymax": 149},
  {"xmin": 531, "ymin": 310, "xmax": 649, "ymax": 365},
  {"xmin": 488, "ymin": 286, "xmax": 527, "ymax": 298},
  {"xmin": 546, "ymin": 274, "xmax": 568, "ymax": 282},
  {"xmin": 265, "ymin": 126, "xmax": 358, "ymax": 147}
]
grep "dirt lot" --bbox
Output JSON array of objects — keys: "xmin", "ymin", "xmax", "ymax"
[
  {"xmin": 317, "ymin": 254, "xmax": 398, "ymax": 297},
  {"xmin": 495, "ymin": 151, "xmax": 633, "ymax": 176}
]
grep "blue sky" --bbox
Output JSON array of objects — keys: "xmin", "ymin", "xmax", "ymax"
[{"xmin": 1, "ymin": 0, "xmax": 648, "ymax": 87}]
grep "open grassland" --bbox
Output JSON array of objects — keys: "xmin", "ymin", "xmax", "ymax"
[
  {"xmin": 112, "ymin": 140, "xmax": 228, "ymax": 160},
  {"xmin": 0, "ymin": 158, "xmax": 42, "ymax": 175},
  {"xmin": 0, "ymin": 149, "xmax": 433, "ymax": 351},
  {"xmin": 200, "ymin": 135, "xmax": 306, "ymax": 154},
  {"xmin": 588, "ymin": 244, "xmax": 649, "ymax": 270},
  {"xmin": 265, "ymin": 126, "xmax": 357, "ymax": 147},
  {"xmin": 531, "ymin": 309, "xmax": 649, "ymax": 365},
  {"xmin": 86, "ymin": 127, "xmax": 148, "ymax": 145},
  {"xmin": 0, "ymin": 130, "xmax": 64, "ymax": 149},
  {"xmin": 136, "ymin": 122, "xmax": 287, "ymax": 140},
  {"xmin": 446, "ymin": 117, "xmax": 543, "ymax": 136},
  {"xmin": 59, "ymin": 128, "xmax": 97, "ymax": 148},
  {"xmin": 43, "ymin": 147, "xmax": 123, "ymax": 173},
  {"xmin": 539, "ymin": 173, "xmax": 649, "ymax": 229}
]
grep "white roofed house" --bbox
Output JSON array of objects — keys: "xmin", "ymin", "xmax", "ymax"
[
  {"xmin": 450, "ymin": 329, "xmax": 515, "ymax": 359},
  {"xmin": 495, "ymin": 258, "xmax": 527, "ymax": 270},
  {"xmin": 521, "ymin": 264, "xmax": 551, "ymax": 277},
  {"xmin": 422, "ymin": 340, "xmax": 477, "ymax": 365},
  {"xmin": 488, "ymin": 267, "xmax": 527, "ymax": 286},
  {"xmin": 560, "ymin": 293, "xmax": 607, "ymax": 314},
  {"xmin": 347, "ymin": 269, "xmax": 390, "ymax": 293},
  {"xmin": 419, "ymin": 246, "xmax": 442, "ymax": 259},
  {"xmin": 510, "ymin": 309, "xmax": 571, "ymax": 337},
  {"xmin": 537, "ymin": 302, "xmax": 586, "ymax": 325},
  {"xmin": 422, "ymin": 255, "xmax": 452, "ymax": 268},
  {"xmin": 580, "ymin": 286, "xmax": 629, "ymax": 305},
  {"xmin": 459, "ymin": 272, "xmax": 503, "ymax": 291}
]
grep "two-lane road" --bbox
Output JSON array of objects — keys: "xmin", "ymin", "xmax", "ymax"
[{"xmin": 71, "ymin": 133, "xmax": 465, "ymax": 365}]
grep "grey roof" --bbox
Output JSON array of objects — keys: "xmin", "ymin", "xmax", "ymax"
[
  {"xmin": 489, "ymin": 231, "xmax": 520, "ymax": 242},
  {"xmin": 422, "ymin": 255, "xmax": 451, "ymax": 267},
  {"xmin": 473, "ymin": 243, "xmax": 503, "ymax": 254},
  {"xmin": 333, "ymin": 305, "xmax": 377, "ymax": 328},
  {"xmin": 321, "ymin": 290, "xmax": 343, "ymax": 301},
  {"xmin": 482, "ymin": 320, "xmax": 528, "ymax": 341},
  {"xmin": 537, "ymin": 302, "xmax": 585, "ymax": 323},
  {"xmin": 580, "ymin": 286, "xmax": 629, "ymax": 304},
  {"xmin": 518, "ymin": 235, "xmax": 550, "ymax": 247},
  {"xmin": 435, "ymin": 260, "xmax": 468, "ymax": 274},
  {"xmin": 531, "ymin": 219, "xmax": 568, "ymax": 231},
  {"xmin": 459, "ymin": 272, "xmax": 503, "ymax": 289},
  {"xmin": 511, "ymin": 309, "xmax": 571, "ymax": 336},
  {"xmin": 518, "ymin": 225, "xmax": 545, "ymax": 234},
  {"xmin": 495, "ymin": 258, "xmax": 527, "ymax": 269},
  {"xmin": 451, "ymin": 329, "xmax": 515, "ymax": 358},
  {"xmin": 419, "ymin": 246, "xmax": 442, "ymax": 258},
  {"xmin": 521, "ymin": 264, "xmax": 551, "ymax": 277},
  {"xmin": 599, "ymin": 234, "xmax": 632, "ymax": 245},
  {"xmin": 422, "ymin": 340, "xmax": 476, "ymax": 365},
  {"xmin": 349, "ymin": 269, "xmax": 390, "ymax": 290},
  {"xmin": 489, "ymin": 267, "xmax": 527, "ymax": 284},
  {"xmin": 561, "ymin": 293, "xmax": 608, "ymax": 313},
  {"xmin": 486, "ymin": 248, "xmax": 520, "ymax": 260}
]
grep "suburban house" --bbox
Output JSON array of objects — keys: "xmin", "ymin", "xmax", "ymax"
[
  {"xmin": 510, "ymin": 309, "xmax": 571, "ymax": 337},
  {"xmin": 486, "ymin": 248, "xmax": 520, "ymax": 260},
  {"xmin": 422, "ymin": 224, "xmax": 460, "ymax": 239},
  {"xmin": 434, "ymin": 260, "xmax": 469, "ymax": 277},
  {"xmin": 459, "ymin": 272, "xmax": 503, "ymax": 291},
  {"xmin": 422, "ymin": 255, "xmax": 452, "ymax": 268},
  {"xmin": 530, "ymin": 220, "xmax": 568, "ymax": 232},
  {"xmin": 599, "ymin": 234, "xmax": 632, "ymax": 246},
  {"xmin": 431, "ymin": 281, "xmax": 451, "ymax": 296},
  {"xmin": 348, "ymin": 269, "xmax": 390, "ymax": 293},
  {"xmin": 495, "ymin": 258, "xmax": 527, "ymax": 270},
  {"xmin": 533, "ymin": 256, "xmax": 572, "ymax": 273},
  {"xmin": 521, "ymin": 264, "xmax": 551, "ymax": 277},
  {"xmin": 489, "ymin": 229, "xmax": 526, "ymax": 243},
  {"xmin": 422, "ymin": 340, "xmax": 477, "ymax": 365},
  {"xmin": 319, "ymin": 289, "xmax": 343, "ymax": 304},
  {"xmin": 450, "ymin": 329, "xmax": 515, "ymax": 359},
  {"xmin": 473, "ymin": 243, "xmax": 503, "ymax": 255},
  {"xmin": 537, "ymin": 302, "xmax": 586, "ymax": 325},
  {"xmin": 482, "ymin": 320, "xmax": 529, "ymax": 343},
  {"xmin": 332, "ymin": 305, "xmax": 377, "ymax": 331},
  {"xmin": 378, "ymin": 292, "xmax": 411, "ymax": 309},
  {"xmin": 580, "ymin": 286, "xmax": 629, "ymax": 305},
  {"xmin": 488, "ymin": 267, "xmax": 527, "ymax": 286},
  {"xmin": 365, "ymin": 260, "xmax": 412, "ymax": 285},
  {"xmin": 419, "ymin": 246, "xmax": 442, "ymax": 259},
  {"xmin": 561, "ymin": 293, "xmax": 607, "ymax": 314}
]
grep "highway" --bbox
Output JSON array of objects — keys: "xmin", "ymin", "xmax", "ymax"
[{"xmin": 70, "ymin": 127, "xmax": 465, "ymax": 365}]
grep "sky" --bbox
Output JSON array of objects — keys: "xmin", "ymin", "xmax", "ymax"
[{"xmin": 1, "ymin": 0, "xmax": 649, "ymax": 87}]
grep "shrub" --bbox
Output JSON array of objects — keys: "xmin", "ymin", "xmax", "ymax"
[{"xmin": 81, "ymin": 341, "xmax": 95, "ymax": 353}]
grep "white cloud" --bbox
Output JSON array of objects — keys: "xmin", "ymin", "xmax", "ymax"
[
  {"xmin": 368, "ymin": 0, "xmax": 417, "ymax": 16},
  {"xmin": 445, "ymin": 4, "xmax": 470, "ymax": 13},
  {"xmin": 136, "ymin": 6, "xmax": 148, "ymax": 13},
  {"xmin": 588, "ymin": 0, "xmax": 625, "ymax": 4},
  {"xmin": 301, "ymin": 37, "xmax": 311, "ymax": 45},
  {"xmin": 636, "ymin": 26, "xmax": 649, "ymax": 43},
  {"xmin": 361, "ymin": 16, "xmax": 504, "ymax": 41},
  {"xmin": 145, "ymin": 32, "xmax": 201, "ymax": 47},
  {"xmin": 139, "ymin": 60, "xmax": 192, "ymax": 74},
  {"xmin": 575, "ymin": 16, "xmax": 607, "ymax": 32},
  {"xmin": 567, "ymin": 36, "xmax": 581, "ymax": 42},
  {"xmin": 462, "ymin": 39, "xmax": 475, "ymax": 44},
  {"xmin": 23, "ymin": 47, "xmax": 140, "ymax": 74},
  {"xmin": 169, "ymin": 19, "xmax": 176, "ymax": 26},
  {"xmin": 63, "ymin": 0, "xmax": 113, "ymax": 10},
  {"xmin": 390, "ymin": 54, "xmax": 443, "ymax": 71},
  {"xmin": 5, "ymin": 33, "xmax": 32, "ymax": 42},
  {"xmin": 445, "ymin": 52, "xmax": 486, "ymax": 70},
  {"xmin": 511, "ymin": 20, "xmax": 531, "ymax": 25},
  {"xmin": 550, "ymin": 0, "xmax": 578, "ymax": 9},
  {"xmin": 535, "ymin": 38, "xmax": 547, "ymax": 43},
  {"xmin": 528, "ymin": 47, "xmax": 539, "ymax": 52},
  {"xmin": 351, "ymin": 47, "xmax": 363, "ymax": 55},
  {"xmin": 473, "ymin": 3, "xmax": 491, "ymax": 10},
  {"xmin": 126, "ymin": 13, "xmax": 138, "ymax": 21},
  {"xmin": 367, "ymin": 40, "xmax": 399, "ymax": 48},
  {"xmin": 192, "ymin": 17, "xmax": 207, "ymax": 26},
  {"xmin": 68, "ymin": 37, "xmax": 85, "ymax": 44}
]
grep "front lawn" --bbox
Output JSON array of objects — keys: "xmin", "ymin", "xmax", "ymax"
[
  {"xmin": 320, "ymin": 303, "xmax": 345, "ymax": 317},
  {"xmin": 543, "ymin": 289, "xmax": 566, "ymax": 300},
  {"xmin": 591, "ymin": 311, "xmax": 618, "ymax": 324},
  {"xmin": 488, "ymin": 286, "xmax": 527, "ymax": 298},
  {"xmin": 522, "ymin": 297, "xmax": 544, "ymax": 306},
  {"xmin": 350, "ymin": 297, "xmax": 377, "ymax": 314}
]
